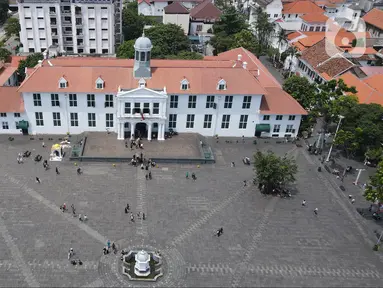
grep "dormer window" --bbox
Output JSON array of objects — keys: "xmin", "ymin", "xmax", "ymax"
[
  {"xmin": 180, "ymin": 78, "xmax": 189, "ymax": 90},
  {"xmin": 59, "ymin": 77, "xmax": 67, "ymax": 88},
  {"xmin": 217, "ymin": 79, "xmax": 226, "ymax": 90},
  {"xmin": 95, "ymin": 77, "xmax": 104, "ymax": 89}
]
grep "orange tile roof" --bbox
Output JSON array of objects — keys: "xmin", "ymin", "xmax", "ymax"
[
  {"xmin": 363, "ymin": 75, "xmax": 383, "ymax": 94},
  {"xmin": 282, "ymin": 0, "xmax": 324, "ymax": 14},
  {"xmin": 363, "ymin": 8, "xmax": 383, "ymax": 31},
  {"xmin": 0, "ymin": 67, "xmax": 17, "ymax": 86},
  {"xmin": 260, "ymin": 87, "xmax": 308, "ymax": 115},
  {"xmin": 8, "ymin": 56, "xmax": 27, "ymax": 67},
  {"xmin": 18, "ymin": 48, "xmax": 307, "ymax": 115},
  {"xmin": 338, "ymin": 72, "xmax": 383, "ymax": 106},
  {"xmin": 287, "ymin": 31, "xmax": 302, "ymax": 40},
  {"xmin": 300, "ymin": 13, "xmax": 328, "ymax": 22},
  {"xmin": 0, "ymin": 87, "xmax": 24, "ymax": 113}
]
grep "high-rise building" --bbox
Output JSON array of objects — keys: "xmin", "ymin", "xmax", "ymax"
[{"xmin": 17, "ymin": 0, "xmax": 122, "ymax": 55}]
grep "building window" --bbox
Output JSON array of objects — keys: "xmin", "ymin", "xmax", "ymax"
[
  {"xmin": 186, "ymin": 114, "xmax": 195, "ymax": 128},
  {"xmin": 221, "ymin": 114, "xmax": 230, "ymax": 129},
  {"xmin": 206, "ymin": 95, "xmax": 215, "ymax": 108},
  {"xmin": 96, "ymin": 82, "xmax": 104, "ymax": 89},
  {"xmin": 242, "ymin": 96, "xmax": 252, "ymax": 109},
  {"xmin": 153, "ymin": 103, "xmax": 159, "ymax": 114},
  {"xmin": 15, "ymin": 121, "xmax": 20, "ymax": 129},
  {"xmin": 181, "ymin": 81, "xmax": 189, "ymax": 90},
  {"xmin": 276, "ymin": 115, "xmax": 283, "ymax": 120},
  {"xmin": 106, "ymin": 113, "xmax": 113, "ymax": 128},
  {"xmin": 0, "ymin": 113, "xmax": 6, "ymax": 117},
  {"xmin": 69, "ymin": 94, "xmax": 77, "ymax": 107},
  {"xmin": 196, "ymin": 24, "xmax": 202, "ymax": 31},
  {"xmin": 134, "ymin": 103, "xmax": 140, "ymax": 113},
  {"xmin": 88, "ymin": 113, "xmax": 96, "ymax": 127},
  {"xmin": 87, "ymin": 94, "xmax": 95, "ymax": 107},
  {"xmin": 188, "ymin": 95, "xmax": 197, "ymax": 108},
  {"xmin": 2, "ymin": 122, "xmax": 8, "ymax": 129},
  {"xmin": 14, "ymin": 113, "xmax": 20, "ymax": 118},
  {"xmin": 286, "ymin": 124, "xmax": 293, "ymax": 133},
  {"xmin": 143, "ymin": 103, "xmax": 150, "ymax": 114},
  {"xmin": 273, "ymin": 124, "xmax": 280, "ymax": 133},
  {"xmin": 105, "ymin": 94, "xmax": 113, "ymax": 107},
  {"xmin": 125, "ymin": 102, "xmax": 131, "ymax": 114},
  {"xmin": 321, "ymin": 26, "xmax": 326, "ymax": 31},
  {"xmin": 288, "ymin": 115, "xmax": 295, "ymax": 121},
  {"xmin": 263, "ymin": 115, "xmax": 270, "ymax": 120},
  {"xmin": 169, "ymin": 114, "xmax": 177, "ymax": 128},
  {"xmin": 315, "ymin": 26, "xmax": 320, "ymax": 31},
  {"xmin": 204, "ymin": 114, "xmax": 212, "ymax": 128},
  {"xmin": 33, "ymin": 93, "xmax": 41, "ymax": 106},
  {"xmin": 218, "ymin": 83, "xmax": 226, "ymax": 90},
  {"xmin": 52, "ymin": 112, "xmax": 61, "ymax": 126},
  {"xmin": 224, "ymin": 95, "xmax": 233, "ymax": 108},
  {"xmin": 170, "ymin": 95, "xmax": 178, "ymax": 108},
  {"xmin": 51, "ymin": 94, "xmax": 59, "ymax": 106},
  {"xmin": 70, "ymin": 112, "xmax": 78, "ymax": 126},
  {"xmin": 309, "ymin": 26, "xmax": 314, "ymax": 31},
  {"xmin": 35, "ymin": 112, "xmax": 44, "ymax": 126},
  {"xmin": 274, "ymin": 13, "xmax": 278, "ymax": 17},
  {"xmin": 239, "ymin": 115, "xmax": 248, "ymax": 129}
]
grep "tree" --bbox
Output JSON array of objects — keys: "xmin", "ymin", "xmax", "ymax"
[
  {"xmin": 17, "ymin": 53, "xmax": 44, "ymax": 79},
  {"xmin": 165, "ymin": 51, "xmax": 203, "ymax": 60},
  {"xmin": 0, "ymin": 0, "xmax": 8, "ymax": 24},
  {"xmin": 285, "ymin": 46, "xmax": 300, "ymax": 77},
  {"xmin": 275, "ymin": 28, "xmax": 286, "ymax": 63},
  {"xmin": 333, "ymin": 128, "xmax": 361, "ymax": 158},
  {"xmin": 117, "ymin": 40, "xmax": 135, "ymax": 59},
  {"xmin": 122, "ymin": 2, "xmax": 156, "ymax": 41},
  {"xmin": 252, "ymin": 7, "xmax": 274, "ymax": 53},
  {"xmin": 210, "ymin": 7, "xmax": 249, "ymax": 54},
  {"xmin": 364, "ymin": 160, "xmax": 383, "ymax": 202},
  {"xmin": 230, "ymin": 30, "xmax": 259, "ymax": 53},
  {"xmin": 283, "ymin": 75, "xmax": 317, "ymax": 110},
  {"xmin": 4, "ymin": 17, "xmax": 20, "ymax": 38},
  {"xmin": 144, "ymin": 24, "xmax": 190, "ymax": 58},
  {"xmin": 0, "ymin": 47, "xmax": 11, "ymax": 61},
  {"xmin": 253, "ymin": 150, "xmax": 298, "ymax": 194}
]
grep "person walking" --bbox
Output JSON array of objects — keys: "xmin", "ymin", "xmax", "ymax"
[
  {"xmin": 130, "ymin": 213, "xmax": 134, "ymax": 222},
  {"xmin": 107, "ymin": 240, "xmax": 111, "ymax": 250},
  {"xmin": 149, "ymin": 171, "xmax": 152, "ymax": 180},
  {"xmin": 35, "ymin": 177, "xmax": 41, "ymax": 184},
  {"xmin": 302, "ymin": 200, "xmax": 306, "ymax": 206},
  {"xmin": 77, "ymin": 167, "xmax": 82, "ymax": 175},
  {"xmin": 142, "ymin": 213, "xmax": 146, "ymax": 220},
  {"xmin": 243, "ymin": 180, "xmax": 247, "ymax": 187},
  {"xmin": 186, "ymin": 172, "xmax": 189, "ymax": 179},
  {"xmin": 314, "ymin": 208, "xmax": 318, "ymax": 215},
  {"xmin": 56, "ymin": 167, "xmax": 60, "ymax": 175},
  {"xmin": 351, "ymin": 198, "xmax": 355, "ymax": 204}
]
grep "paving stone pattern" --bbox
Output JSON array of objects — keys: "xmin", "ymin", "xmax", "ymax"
[{"xmin": 0, "ymin": 138, "xmax": 383, "ymax": 287}]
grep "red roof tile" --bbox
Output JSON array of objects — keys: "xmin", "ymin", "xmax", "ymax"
[
  {"xmin": 0, "ymin": 87, "xmax": 24, "ymax": 113},
  {"xmin": 261, "ymin": 87, "xmax": 308, "ymax": 115},
  {"xmin": 283, "ymin": 0, "xmax": 324, "ymax": 14},
  {"xmin": 300, "ymin": 13, "xmax": 328, "ymax": 23},
  {"xmin": 190, "ymin": 0, "xmax": 221, "ymax": 20},
  {"xmin": 164, "ymin": 2, "xmax": 189, "ymax": 14},
  {"xmin": 362, "ymin": 8, "xmax": 383, "ymax": 31},
  {"xmin": 0, "ymin": 67, "xmax": 17, "ymax": 86}
]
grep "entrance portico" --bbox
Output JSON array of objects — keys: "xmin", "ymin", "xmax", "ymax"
[{"xmin": 116, "ymin": 119, "xmax": 166, "ymax": 141}]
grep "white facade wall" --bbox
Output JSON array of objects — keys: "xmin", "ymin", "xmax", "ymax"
[
  {"xmin": 266, "ymin": 0, "xmax": 282, "ymax": 20},
  {"xmin": 0, "ymin": 113, "xmax": 28, "ymax": 134},
  {"xmin": 163, "ymin": 13, "xmax": 190, "ymax": 34},
  {"xmin": 189, "ymin": 22, "xmax": 213, "ymax": 35},
  {"xmin": 138, "ymin": 2, "xmax": 168, "ymax": 16},
  {"xmin": 259, "ymin": 114, "xmax": 302, "ymax": 137},
  {"xmin": 19, "ymin": 90, "xmax": 302, "ymax": 138},
  {"xmin": 18, "ymin": 1, "xmax": 116, "ymax": 54}
]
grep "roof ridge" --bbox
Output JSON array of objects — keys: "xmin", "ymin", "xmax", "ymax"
[{"xmin": 17, "ymin": 65, "xmax": 41, "ymax": 92}]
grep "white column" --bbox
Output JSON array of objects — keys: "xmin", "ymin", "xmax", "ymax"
[
  {"xmin": 158, "ymin": 123, "xmax": 165, "ymax": 141},
  {"xmin": 131, "ymin": 122, "xmax": 136, "ymax": 140},
  {"xmin": 147, "ymin": 122, "xmax": 152, "ymax": 141},
  {"xmin": 117, "ymin": 122, "xmax": 124, "ymax": 140}
]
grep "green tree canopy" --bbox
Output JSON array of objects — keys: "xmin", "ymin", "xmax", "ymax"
[
  {"xmin": 252, "ymin": 7, "xmax": 275, "ymax": 51},
  {"xmin": 210, "ymin": 7, "xmax": 249, "ymax": 54},
  {"xmin": 17, "ymin": 53, "xmax": 44, "ymax": 79},
  {"xmin": 230, "ymin": 30, "xmax": 259, "ymax": 53},
  {"xmin": 122, "ymin": 2, "xmax": 156, "ymax": 41},
  {"xmin": 4, "ymin": 17, "xmax": 20, "ymax": 37},
  {"xmin": 364, "ymin": 160, "xmax": 383, "ymax": 202},
  {"xmin": 0, "ymin": 47, "xmax": 11, "ymax": 61},
  {"xmin": 165, "ymin": 51, "xmax": 203, "ymax": 60},
  {"xmin": 253, "ymin": 150, "xmax": 298, "ymax": 194},
  {"xmin": 283, "ymin": 75, "xmax": 317, "ymax": 110},
  {"xmin": 144, "ymin": 24, "xmax": 190, "ymax": 58},
  {"xmin": 0, "ymin": 0, "xmax": 8, "ymax": 24},
  {"xmin": 117, "ymin": 39, "xmax": 135, "ymax": 59}
]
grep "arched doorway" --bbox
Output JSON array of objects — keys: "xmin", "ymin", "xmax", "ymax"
[{"xmin": 135, "ymin": 122, "xmax": 147, "ymax": 138}]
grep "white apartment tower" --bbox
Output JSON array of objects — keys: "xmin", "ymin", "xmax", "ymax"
[{"xmin": 17, "ymin": 0, "xmax": 123, "ymax": 55}]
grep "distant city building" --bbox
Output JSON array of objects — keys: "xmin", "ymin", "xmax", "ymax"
[{"xmin": 17, "ymin": 0, "xmax": 122, "ymax": 55}]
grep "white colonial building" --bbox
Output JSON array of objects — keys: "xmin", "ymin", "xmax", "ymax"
[
  {"xmin": 12, "ymin": 35, "xmax": 306, "ymax": 139},
  {"xmin": 17, "ymin": 0, "xmax": 122, "ymax": 55}
]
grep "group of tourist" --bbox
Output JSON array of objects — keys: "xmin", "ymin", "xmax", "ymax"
[{"xmin": 125, "ymin": 203, "xmax": 146, "ymax": 222}]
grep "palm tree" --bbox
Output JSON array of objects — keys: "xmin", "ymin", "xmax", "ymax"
[
  {"xmin": 285, "ymin": 46, "xmax": 299, "ymax": 78},
  {"xmin": 276, "ymin": 28, "xmax": 286, "ymax": 63},
  {"xmin": 253, "ymin": 7, "xmax": 275, "ymax": 53}
]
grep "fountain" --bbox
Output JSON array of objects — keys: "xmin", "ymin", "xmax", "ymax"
[{"xmin": 121, "ymin": 249, "xmax": 163, "ymax": 281}]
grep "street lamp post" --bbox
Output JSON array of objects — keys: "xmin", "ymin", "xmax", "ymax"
[
  {"xmin": 354, "ymin": 168, "xmax": 365, "ymax": 186},
  {"xmin": 326, "ymin": 115, "xmax": 344, "ymax": 162}
]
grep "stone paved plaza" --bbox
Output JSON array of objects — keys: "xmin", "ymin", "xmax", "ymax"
[{"xmin": 0, "ymin": 136, "xmax": 383, "ymax": 287}]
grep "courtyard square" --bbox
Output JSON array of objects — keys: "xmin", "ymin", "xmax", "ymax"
[{"xmin": 0, "ymin": 137, "xmax": 382, "ymax": 287}]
